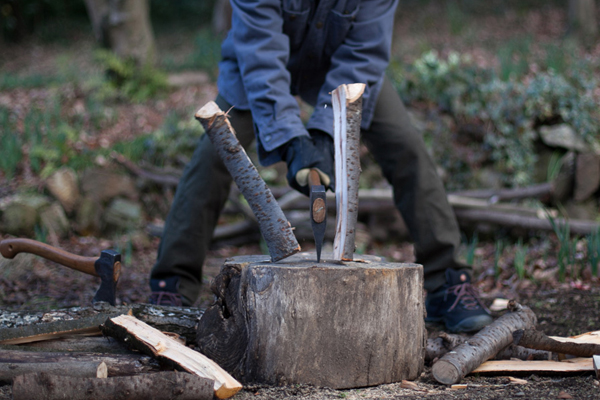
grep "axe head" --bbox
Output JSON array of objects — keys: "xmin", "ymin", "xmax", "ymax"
[{"xmin": 93, "ymin": 250, "xmax": 121, "ymax": 306}]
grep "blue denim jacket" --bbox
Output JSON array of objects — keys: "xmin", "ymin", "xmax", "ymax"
[{"xmin": 217, "ymin": 0, "xmax": 398, "ymax": 165}]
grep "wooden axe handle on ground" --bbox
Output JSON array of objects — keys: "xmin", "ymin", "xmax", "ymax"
[{"xmin": 0, "ymin": 238, "xmax": 121, "ymax": 305}]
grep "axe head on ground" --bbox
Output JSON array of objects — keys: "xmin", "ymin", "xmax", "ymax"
[{"xmin": 92, "ymin": 249, "xmax": 121, "ymax": 305}]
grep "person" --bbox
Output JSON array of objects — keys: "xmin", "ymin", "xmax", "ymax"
[{"xmin": 149, "ymin": 0, "xmax": 493, "ymax": 333}]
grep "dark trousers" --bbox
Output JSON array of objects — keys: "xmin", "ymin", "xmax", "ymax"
[{"xmin": 150, "ymin": 77, "xmax": 469, "ymax": 304}]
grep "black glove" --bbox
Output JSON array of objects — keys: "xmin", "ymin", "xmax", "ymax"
[{"xmin": 279, "ymin": 130, "xmax": 335, "ymax": 196}]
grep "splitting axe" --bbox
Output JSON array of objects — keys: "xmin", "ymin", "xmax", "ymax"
[{"xmin": 0, "ymin": 238, "xmax": 121, "ymax": 305}]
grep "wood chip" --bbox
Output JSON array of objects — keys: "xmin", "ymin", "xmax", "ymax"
[
  {"xmin": 400, "ymin": 380, "xmax": 426, "ymax": 392},
  {"xmin": 450, "ymin": 384, "xmax": 468, "ymax": 390},
  {"xmin": 489, "ymin": 298, "xmax": 510, "ymax": 312},
  {"xmin": 557, "ymin": 391, "xmax": 573, "ymax": 399},
  {"xmin": 508, "ymin": 377, "xmax": 528, "ymax": 385}
]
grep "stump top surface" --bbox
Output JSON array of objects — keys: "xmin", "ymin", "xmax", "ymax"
[{"xmin": 224, "ymin": 252, "xmax": 421, "ymax": 271}]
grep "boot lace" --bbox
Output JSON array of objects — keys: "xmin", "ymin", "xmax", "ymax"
[
  {"xmin": 149, "ymin": 292, "xmax": 183, "ymax": 307},
  {"xmin": 445, "ymin": 283, "xmax": 490, "ymax": 313}
]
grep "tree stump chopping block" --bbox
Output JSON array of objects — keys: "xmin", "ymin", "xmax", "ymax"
[{"xmin": 197, "ymin": 253, "xmax": 425, "ymax": 389}]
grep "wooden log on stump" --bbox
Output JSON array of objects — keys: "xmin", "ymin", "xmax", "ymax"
[
  {"xmin": 12, "ymin": 371, "xmax": 213, "ymax": 400},
  {"xmin": 197, "ymin": 253, "xmax": 425, "ymax": 389},
  {"xmin": 195, "ymin": 101, "xmax": 300, "ymax": 262},
  {"xmin": 332, "ymin": 83, "xmax": 365, "ymax": 261}
]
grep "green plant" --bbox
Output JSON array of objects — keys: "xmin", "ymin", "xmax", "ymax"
[
  {"xmin": 463, "ymin": 232, "xmax": 479, "ymax": 266},
  {"xmin": 493, "ymin": 239, "xmax": 504, "ymax": 279},
  {"xmin": 94, "ymin": 50, "xmax": 168, "ymax": 102},
  {"xmin": 587, "ymin": 228, "xmax": 600, "ymax": 277},
  {"xmin": 547, "ymin": 210, "xmax": 571, "ymax": 282},
  {"xmin": 513, "ymin": 238, "xmax": 528, "ymax": 280}
]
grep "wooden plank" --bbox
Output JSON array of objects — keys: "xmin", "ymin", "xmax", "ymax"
[
  {"xmin": 472, "ymin": 357, "xmax": 593, "ymax": 374},
  {"xmin": 103, "ymin": 314, "xmax": 241, "ymax": 399}
]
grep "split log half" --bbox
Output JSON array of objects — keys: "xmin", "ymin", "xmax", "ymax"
[
  {"xmin": 431, "ymin": 301, "xmax": 537, "ymax": 385},
  {"xmin": 472, "ymin": 357, "xmax": 594, "ymax": 375},
  {"xmin": 332, "ymin": 83, "xmax": 365, "ymax": 261},
  {"xmin": 12, "ymin": 371, "xmax": 213, "ymax": 400},
  {"xmin": 195, "ymin": 101, "xmax": 300, "ymax": 262},
  {"xmin": 197, "ymin": 253, "xmax": 425, "ymax": 389},
  {"xmin": 102, "ymin": 314, "xmax": 241, "ymax": 399}
]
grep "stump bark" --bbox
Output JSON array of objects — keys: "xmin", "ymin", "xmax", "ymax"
[{"xmin": 197, "ymin": 253, "xmax": 425, "ymax": 389}]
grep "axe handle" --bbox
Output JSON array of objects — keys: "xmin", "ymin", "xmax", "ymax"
[
  {"xmin": 0, "ymin": 238, "xmax": 98, "ymax": 277},
  {"xmin": 308, "ymin": 169, "xmax": 321, "ymax": 187}
]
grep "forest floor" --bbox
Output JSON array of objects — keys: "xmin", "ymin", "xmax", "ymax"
[{"xmin": 1, "ymin": 2, "xmax": 600, "ymax": 399}]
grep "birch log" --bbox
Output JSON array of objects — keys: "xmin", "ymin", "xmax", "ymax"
[
  {"xmin": 195, "ymin": 102, "xmax": 300, "ymax": 262},
  {"xmin": 431, "ymin": 301, "xmax": 537, "ymax": 385},
  {"xmin": 332, "ymin": 83, "xmax": 365, "ymax": 261}
]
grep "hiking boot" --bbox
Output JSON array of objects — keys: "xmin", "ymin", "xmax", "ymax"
[
  {"xmin": 149, "ymin": 276, "xmax": 185, "ymax": 306},
  {"xmin": 425, "ymin": 269, "xmax": 493, "ymax": 332}
]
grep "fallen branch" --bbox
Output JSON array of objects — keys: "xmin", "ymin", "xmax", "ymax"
[
  {"xmin": 431, "ymin": 301, "xmax": 537, "ymax": 385},
  {"xmin": 513, "ymin": 329, "xmax": 600, "ymax": 358},
  {"xmin": 12, "ymin": 371, "xmax": 213, "ymax": 400},
  {"xmin": 111, "ymin": 152, "xmax": 181, "ymax": 187}
]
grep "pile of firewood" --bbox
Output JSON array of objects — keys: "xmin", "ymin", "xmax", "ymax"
[{"xmin": 0, "ymin": 304, "xmax": 241, "ymax": 400}]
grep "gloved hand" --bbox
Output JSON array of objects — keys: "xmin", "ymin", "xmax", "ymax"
[{"xmin": 279, "ymin": 130, "xmax": 335, "ymax": 196}]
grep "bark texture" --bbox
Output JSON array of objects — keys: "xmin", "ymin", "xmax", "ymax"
[
  {"xmin": 332, "ymin": 83, "xmax": 365, "ymax": 261},
  {"xmin": 195, "ymin": 102, "xmax": 300, "ymax": 262},
  {"xmin": 84, "ymin": 0, "xmax": 156, "ymax": 64},
  {"xmin": 12, "ymin": 371, "xmax": 213, "ymax": 400},
  {"xmin": 0, "ymin": 361, "xmax": 105, "ymax": 383},
  {"xmin": 431, "ymin": 301, "xmax": 537, "ymax": 385},
  {"xmin": 0, "ymin": 348, "xmax": 160, "ymax": 376},
  {"xmin": 197, "ymin": 254, "xmax": 425, "ymax": 389},
  {"xmin": 102, "ymin": 314, "xmax": 241, "ymax": 399}
]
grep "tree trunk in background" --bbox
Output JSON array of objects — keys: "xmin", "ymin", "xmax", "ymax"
[
  {"xmin": 84, "ymin": 0, "xmax": 156, "ymax": 65},
  {"xmin": 568, "ymin": 0, "xmax": 598, "ymax": 44},
  {"xmin": 212, "ymin": 0, "xmax": 232, "ymax": 36}
]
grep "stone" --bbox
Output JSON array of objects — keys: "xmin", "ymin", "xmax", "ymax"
[
  {"xmin": 80, "ymin": 169, "xmax": 138, "ymax": 205},
  {"xmin": 103, "ymin": 198, "xmax": 143, "ymax": 231},
  {"xmin": 574, "ymin": 152, "xmax": 600, "ymax": 202},
  {"xmin": 197, "ymin": 253, "xmax": 425, "ymax": 389},
  {"xmin": 564, "ymin": 198, "xmax": 599, "ymax": 221},
  {"xmin": 0, "ymin": 195, "xmax": 50, "ymax": 236},
  {"xmin": 39, "ymin": 202, "xmax": 70, "ymax": 239},
  {"xmin": 75, "ymin": 196, "xmax": 103, "ymax": 236},
  {"xmin": 538, "ymin": 124, "xmax": 588, "ymax": 152},
  {"xmin": 45, "ymin": 167, "xmax": 80, "ymax": 214}
]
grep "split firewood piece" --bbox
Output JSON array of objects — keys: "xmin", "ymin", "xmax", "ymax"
[
  {"xmin": 12, "ymin": 371, "xmax": 213, "ymax": 400},
  {"xmin": 195, "ymin": 101, "xmax": 300, "ymax": 262},
  {"xmin": 431, "ymin": 300, "xmax": 537, "ymax": 385},
  {"xmin": 593, "ymin": 355, "xmax": 599, "ymax": 379},
  {"xmin": 513, "ymin": 329, "xmax": 600, "ymax": 357},
  {"xmin": 102, "ymin": 314, "xmax": 241, "ymax": 399},
  {"xmin": 0, "ymin": 361, "xmax": 107, "ymax": 384},
  {"xmin": 332, "ymin": 83, "xmax": 365, "ymax": 261},
  {"xmin": 472, "ymin": 357, "xmax": 594, "ymax": 375}
]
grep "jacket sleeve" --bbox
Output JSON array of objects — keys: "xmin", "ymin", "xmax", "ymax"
[
  {"xmin": 306, "ymin": 0, "xmax": 398, "ymax": 135},
  {"xmin": 229, "ymin": 0, "xmax": 309, "ymax": 162}
]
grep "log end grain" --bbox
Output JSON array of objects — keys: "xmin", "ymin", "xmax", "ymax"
[
  {"xmin": 195, "ymin": 101, "xmax": 222, "ymax": 119},
  {"xmin": 431, "ymin": 359, "xmax": 462, "ymax": 385}
]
